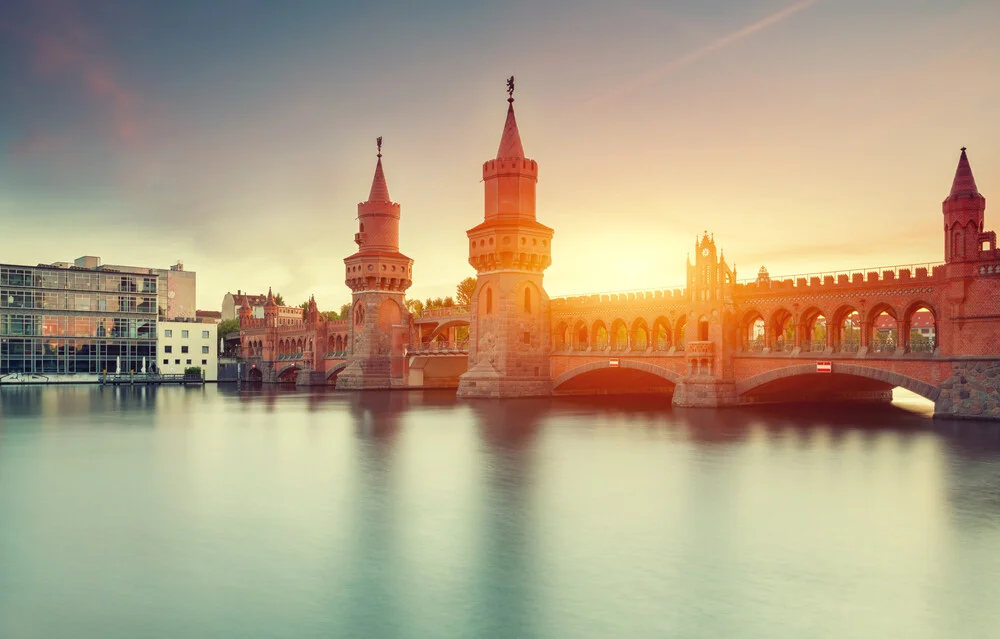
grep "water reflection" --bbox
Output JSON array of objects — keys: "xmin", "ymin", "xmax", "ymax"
[{"xmin": 1, "ymin": 386, "xmax": 999, "ymax": 639}]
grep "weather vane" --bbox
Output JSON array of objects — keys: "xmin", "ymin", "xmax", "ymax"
[
  {"xmin": 506, "ymin": 75, "xmax": 515, "ymax": 102},
  {"xmin": 376, "ymin": 136, "xmax": 382, "ymax": 158}
]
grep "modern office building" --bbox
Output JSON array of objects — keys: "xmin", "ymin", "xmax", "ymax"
[
  {"xmin": 1, "ymin": 261, "xmax": 159, "ymax": 380},
  {"xmin": 157, "ymin": 320, "xmax": 218, "ymax": 381}
]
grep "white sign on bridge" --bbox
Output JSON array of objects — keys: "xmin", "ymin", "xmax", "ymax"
[
  {"xmin": 609, "ymin": 358, "xmax": 619, "ymax": 368},
  {"xmin": 816, "ymin": 361, "xmax": 832, "ymax": 373}
]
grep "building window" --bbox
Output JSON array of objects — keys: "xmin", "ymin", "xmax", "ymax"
[
  {"xmin": 201, "ymin": 359, "xmax": 207, "ymax": 365},
  {"xmin": 165, "ymin": 345, "xmax": 172, "ymax": 353},
  {"xmin": 202, "ymin": 330, "xmax": 209, "ymax": 338},
  {"xmin": 186, "ymin": 359, "xmax": 192, "ymax": 365},
  {"xmin": 202, "ymin": 346, "xmax": 209, "ymax": 354},
  {"xmin": 164, "ymin": 329, "xmax": 172, "ymax": 337},
  {"xmin": 181, "ymin": 330, "xmax": 189, "ymax": 338},
  {"xmin": 181, "ymin": 346, "xmax": 188, "ymax": 353},
  {"xmin": 174, "ymin": 359, "xmax": 180, "ymax": 365},
  {"xmin": 162, "ymin": 359, "xmax": 168, "ymax": 365}
]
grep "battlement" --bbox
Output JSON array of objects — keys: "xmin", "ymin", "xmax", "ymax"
[
  {"xmin": 736, "ymin": 261, "xmax": 945, "ymax": 296},
  {"xmin": 483, "ymin": 158, "xmax": 538, "ymax": 177},
  {"xmin": 551, "ymin": 287, "xmax": 688, "ymax": 311}
]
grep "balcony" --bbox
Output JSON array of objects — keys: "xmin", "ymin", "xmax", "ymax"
[{"xmin": 686, "ymin": 340, "xmax": 714, "ymax": 355}]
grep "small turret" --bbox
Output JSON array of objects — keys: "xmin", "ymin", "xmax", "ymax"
[
  {"xmin": 943, "ymin": 147, "xmax": 987, "ymax": 263},
  {"xmin": 238, "ymin": 295, "xmax": 252, "ymax": 325}
]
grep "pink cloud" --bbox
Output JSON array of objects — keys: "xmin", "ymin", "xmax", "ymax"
[{"xmin": 24, "ymin": 1, "xmax": 141, "ymax": 142}]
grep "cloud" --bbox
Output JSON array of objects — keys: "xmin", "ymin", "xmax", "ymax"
[
  {"xmin": 586, "ymin": 0, "xmax": 823, "ymax": 108},
  {"xmin": 24, "ymin": 0, "xmax": 140, "ymax": 142}
]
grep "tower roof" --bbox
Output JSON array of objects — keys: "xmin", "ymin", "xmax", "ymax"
[
  {"xmin": 367, "ymin": 138, "xmax": 391, "ymax": 203},
  {"xmin": 496, "ymin": 100, "xmax": 525, "ymax": 159},
  {"xmin": 946, "ymin": 147, "xmax": 982, "ymax": 201},
  {"xmin": 265, "ymin": 287, "xmax": 276, "ymax": 307}
]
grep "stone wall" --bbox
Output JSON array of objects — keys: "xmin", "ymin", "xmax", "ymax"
[{"xmin": 935, "ymin": 360, "xmax": 1000, "ymax": 419}]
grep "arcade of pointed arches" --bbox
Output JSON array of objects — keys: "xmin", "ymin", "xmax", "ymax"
[
  {"xmin": 737, "ymin": 301, "xmax": 938, "ymax": 354},
  {"xmin": 552, "ymin": 315, "xmax": 689, "ymax": 353}
]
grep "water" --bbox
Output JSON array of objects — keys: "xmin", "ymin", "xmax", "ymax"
[{"xmin": 1, "ymin": 385, "xmax": 999, "ymax": 639}]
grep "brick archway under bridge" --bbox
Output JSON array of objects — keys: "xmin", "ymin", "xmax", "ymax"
[{"xmin": 552, "ymin": 359, "xmax": 684, "ymax": 395}]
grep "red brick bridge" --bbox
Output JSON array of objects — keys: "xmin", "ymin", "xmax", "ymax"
[{"xmin": 238, "ymin": 85, "xmax": 1000, "ymax": 419}]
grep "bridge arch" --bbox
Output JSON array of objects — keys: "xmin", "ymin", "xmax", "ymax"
[
  {"xmin": 552, "ymin": 359, "xmax": 682, "ymax": 393},
  {"xmin": 276, "ymin": 363, "xmax": 298, "ymax": 383},
  {"xmin": 325, "ymin": 362, "xmax": 348, "ymax": 383},
  {"xmin": 424, "ymin": 319, "xmax": 471, "ymax": 343},
  {"xmin": 591, "ymin": 319, "xmax": 609, "ymax": 351},
  {"xmin": 573, "ymin": 320, "xmax": 588, "ymax": 351},
  {"xmin": 736, "ymin": 363, "xmax": 939, "ymax": 402},
  {"xmin": 630, "ymin": 317, "xmax": 649, "ymax": 351},
  {"xmin": 609, "ymin": 318, "xmax": 628, "ymax": 352},
  {"xmin": 553, "ymin": 320, "xmax": 570, "ymax": 352}
]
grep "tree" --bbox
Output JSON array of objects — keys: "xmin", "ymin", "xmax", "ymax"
[
  {"xmin": 339, "ymin": 303, "xmax": 351, "ymax": 319},
  {"xmin": 218, "ymin": 318, "xmax": 241, "ymax": 339},
  {"xmin": 322, "ymin": 311, "xmax": 340, "ymax": 321},
  {"xmin": 456, "ymin": 277, "xmax": 477, "ymax": 306},
  {"xmin": 299, "ymin": 300, "xmax": 310, "ymax": 310},
  {"xmin": 443, "ymin": 296, "xmax": 455, "ymax": 307},
  {"xmin": 274, "ymin": 293, "xmax": 285, "ymax": 306},
  {"xmin": 405, "ymin": 299, "xmax": 424, "ymax": 316}
]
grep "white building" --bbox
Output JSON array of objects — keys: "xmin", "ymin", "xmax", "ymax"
[{"xmin": 157, "ymin": 321, "xmax": 217, "ymax": 381}]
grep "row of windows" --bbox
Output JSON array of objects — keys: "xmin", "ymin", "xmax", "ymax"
[
  {"xmin": 0, "ymin": 338, "xmax": 156, "ymax": 375},
  {"xmin": 1, "ymin": 314, "xmax": 156, "ymax": 339},
  {"xmin": 0, "ymin": 267, "xmax": 157, "ymax": 294},
  {"xmin": 1, "ymin": 289, "xmax": 157, "ymax": 314},
  {"xmin": 162, "ymin": 359, "xmax": 209, "ymax": 366},
  {"xmin": 163, "ymin": 329, "xmax": 211, "ymax": 339},
  {"xmin": 163, "ymin": 345, "xmax": 211, "ymax": 354}
]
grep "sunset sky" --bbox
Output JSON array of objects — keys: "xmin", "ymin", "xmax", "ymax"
[{"xmin": 2, "ymin": 0, "xmax": 999, "ymax": 312}]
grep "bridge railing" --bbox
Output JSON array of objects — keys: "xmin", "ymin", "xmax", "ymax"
[
  {"xmin": 410, "ymin": 339, "xmax": 470, "ymax": 353},
  {"xmin": 414, "ymin": 305, "xmax": 471, "ymax": 319}
]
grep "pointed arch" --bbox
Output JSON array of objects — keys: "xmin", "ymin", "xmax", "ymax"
[
  {"xmin": 630, "ymin": 317, "xmax": 649, "ymax": 351},
  {"xmin": 591, "ymin": 320, "xmax": 609, "ymax": 351},
  {"xmin": 609, "ymin": 318, "xmax": 628, "ymax": 351},
  {"xmin": 651, "ymin": 316, "xmax": 671, "ymax": 351}
]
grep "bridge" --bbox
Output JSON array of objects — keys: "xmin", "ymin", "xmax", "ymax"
[{"xmin": 234, "ymin": 85, "xmax": 1000, "ymax": 420}]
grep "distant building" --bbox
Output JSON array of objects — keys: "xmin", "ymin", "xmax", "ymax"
[
  {"xmin": 157, "ymin": 320, "xmax": 217, "ymax": 381},
  {"xmin": 221, "ymin": 290, "xmax": 304, "ymax": 323},
  {"xmin": 221, "ymin": 290, "xmax": 268, "ymax": 321},
  {"xmin": 1, "ymin": 260, "xmax": 158, "ymax": 380},
  {"xmin": 98, "ymin": 257, "xmax": 196, "ymax": 320},
  {"xmin": 195, "ymin": 310, "xmax": 221, "ymax": 324}
]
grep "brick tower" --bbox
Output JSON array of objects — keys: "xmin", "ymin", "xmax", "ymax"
[
  {"xmin": 943, "ymin": 147, "xmax": 990, "ymax": 264},
  {"xmin": 337, "ymin": 139, "xmax": 413, "ymax": 390},
  {"xmin": 457, "ymin": 77, "xmax": 554, "ymax": 398}
]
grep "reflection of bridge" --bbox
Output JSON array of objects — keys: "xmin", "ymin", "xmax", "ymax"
[{"xmin": 235, "ymin": 84, "xmax": 1000, "ymax": 419}]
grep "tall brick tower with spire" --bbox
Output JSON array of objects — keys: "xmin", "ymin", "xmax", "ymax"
[
  {"xmin": 337, "ymin": 138, "xmax": 414, "ymax": 389},
  {"xmin": 457, "ymin": 77, "xmax": 554, "ymax": 398}
]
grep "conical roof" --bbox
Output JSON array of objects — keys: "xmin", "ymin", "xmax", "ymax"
[
  {"xmin": 946, "ymin": 147, "xmax": 981, "ymax": 201},
  {"xmin": 367, "ymin": 154, "xmax": 391, "ymax": 203},
  {"xmin": 496, "ymin": 100, "xmax": 525, "ymax": 159}
]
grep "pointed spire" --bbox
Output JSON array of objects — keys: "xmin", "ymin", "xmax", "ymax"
[
  {"xmin": 496, "ymin": 76, "xmax": 525, "ymax": 159},
  {"xmin": 367, "ymin": 136, "xmax": 391, "ymax": 203},
  {"xmin": 947, "ymin": 147, "xmax": 982, "ymax": 201},
  {"xmin": 265, "ymin": 287, "xmax": 275, "ymax": 306}
]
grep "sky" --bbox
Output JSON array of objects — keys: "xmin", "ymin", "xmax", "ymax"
[{"xmin": 2, "ymin": 0, "xmax": 999, "ymax": 312}]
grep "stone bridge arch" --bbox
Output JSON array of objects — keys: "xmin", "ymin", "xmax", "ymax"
[
  {"xmin": 276, "ymin": 363, "xmax": 299, "ymax": 383},
  {"xmin": 423, "ymin": 319, "xmax": 471, "ymax": 343},
  {"xmin": 735, "ymin": 363, "xmax": 940, "ymax": 402},
  {"xmin": 553, "ymin": 359, "xmax": 682, "ymax": 394},
  {"xmin": 325, "ymin": 362, "xmax": 348, "ymax": 384}
]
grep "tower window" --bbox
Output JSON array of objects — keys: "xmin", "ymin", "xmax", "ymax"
[
  {"xmin": 524, "ymin": 288, "xmax": 531, "ymax": 313},
  {"xmin": 486, "ymin": 288, "xmax": 493, "ymax": 314}
]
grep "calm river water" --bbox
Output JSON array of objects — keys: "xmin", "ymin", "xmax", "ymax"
[{"xmin": 1, "ymin": 385, "xmax": 999, "ymax": 638}]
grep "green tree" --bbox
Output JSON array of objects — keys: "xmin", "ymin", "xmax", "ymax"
[
  {"xmin": 339, "ymin": 303, "xmax": 351, "ymax": 319},
  {"xmin": 299, "ymin": 300, "xmax": 310, "ymax": 310},
  {"xmin": 405, "ymin": 299, "xmax": 424, "ymax": 316},
  {"xmin": 218, "ymin": 318, "xmax": 241, "ymax": 339},
  {"xmin": 322, "ymin": 311, "xmax": 339, "ymax": 321},
  {"xmin": 456, "ymin": 277, "xmax": 477, "ymax": 306},
  {"xmin": 274, "ymin": 293, "xmax": 285, "ymax": 306}
]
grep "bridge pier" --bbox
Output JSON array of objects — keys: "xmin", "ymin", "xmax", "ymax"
[
  {"xmin": 671, "ymin": 377, "xmax": 738, "ymax": 408},
  {"xmin": 934, "ymin": 361, "xmax": 1000, "ymax": 420}
]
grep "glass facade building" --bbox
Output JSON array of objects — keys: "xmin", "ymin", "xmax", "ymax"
[{"xmin": 1, "ymin": 263, "xmax": 158, "ymax": 377}]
